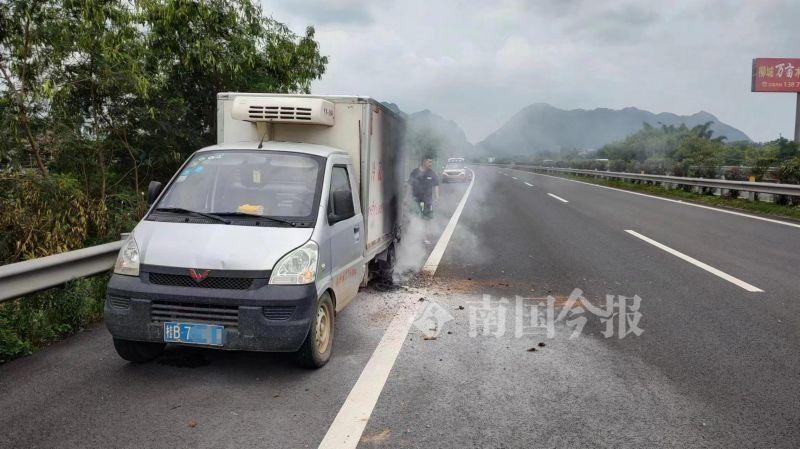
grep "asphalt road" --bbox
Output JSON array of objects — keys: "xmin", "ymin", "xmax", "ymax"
[{"xmin": 2, "ymin": 166, "xmax": 799, "ymax": 448}]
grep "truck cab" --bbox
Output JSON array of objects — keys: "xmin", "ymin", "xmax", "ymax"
[{"xmin": 105, "ymin": 94, "xmax": 405, "ymax": 368}]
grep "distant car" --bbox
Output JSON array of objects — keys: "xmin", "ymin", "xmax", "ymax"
[{"xmin": 442, "ymin": 161, "xmax": 471, "ymax": 183}]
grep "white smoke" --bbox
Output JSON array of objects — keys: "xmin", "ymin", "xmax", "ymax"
[{"xmin": 393, "ymin": 165, "xmax": 497, "ymax": 284}]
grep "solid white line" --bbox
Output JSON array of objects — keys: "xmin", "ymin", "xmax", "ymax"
[
  {"xmin": 317, "ymin": 296, "xmax": 423, "ymax": 449},
  {"xmin": 547, "ymin": 193, "xmax": 569, "ymax": 203},
  {"xmin": 422, "ymin": 168, "xmax": 476, "ymax": 274},
  {"xmin": 517, "ymin": 169, "xmax": 800, "ymax": 230},
  {"xmin": 318, "ymin": 170, "xmax": 476, "ymax": 449},
  {"xmin": 524, "ymin": 182, "xmax": 534, "ymax": 187},
  {"xmin": 625, "ymin": 230, "xmax": 763, "ymax": 292}
]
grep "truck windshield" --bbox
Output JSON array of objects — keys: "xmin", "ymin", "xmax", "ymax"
[
  {"xmin": 154, "ymin": 151, "xmax": 322, "ymax": 223},
  {"xmin": 445, "ymin": 163, "xmax": 464, "ymax": 170}
]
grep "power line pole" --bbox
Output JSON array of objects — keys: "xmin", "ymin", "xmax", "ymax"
[{"xmin": 795, "ymin": 93, "xmax": 800, "ymax": 142}]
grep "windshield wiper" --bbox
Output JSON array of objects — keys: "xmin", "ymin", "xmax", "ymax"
[
  {"xmin": 211, "ymin": 211, "xmax": 297, "ymax": 227},
  {"xmin": 153, "ymin": 207, "xmax": 230, "ymax": 224}
]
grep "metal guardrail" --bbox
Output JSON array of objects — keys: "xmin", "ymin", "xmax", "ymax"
[
  {"xmin": 503, "ymin": 165, "xmax": 800, "ymax": 197},
  {"xmin": 0, "ymin": 240, "xmax": 123, "ymax": 303}
]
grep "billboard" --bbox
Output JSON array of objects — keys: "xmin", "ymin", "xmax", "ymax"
[{"xmin": 752, "ymin": 58, "xmax": 800, "ymax": 92}]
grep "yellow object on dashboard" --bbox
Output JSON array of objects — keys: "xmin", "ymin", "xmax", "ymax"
[{"xmin": 237, "ymin": 204, "xmax": 264, "ymax": 215}]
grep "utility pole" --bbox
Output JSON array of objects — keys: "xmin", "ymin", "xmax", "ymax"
[{"xmin": 795, "ymin": 92, "xmax": 800, "ymax": 142}]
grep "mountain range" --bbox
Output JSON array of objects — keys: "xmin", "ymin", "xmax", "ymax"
[
  {"xmin": 476, "ymin": 103, "xmax": 750, "ymax": 157},
  {"xmin": 396, "ymin": 102, "xmax": 751, "ymax": 159},
  {"xmin": 406, "ymin": 109, "xmax": 475, "ymax": 158}
]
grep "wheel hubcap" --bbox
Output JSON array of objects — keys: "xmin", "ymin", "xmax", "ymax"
[{"xmin": 315, "ymin": 304, "xmax": 331, "ymax": 354}]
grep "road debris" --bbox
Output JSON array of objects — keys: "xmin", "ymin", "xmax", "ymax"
[{"xmin": 361, "ymin": 428, "xmax": 392, "ymax": 443}]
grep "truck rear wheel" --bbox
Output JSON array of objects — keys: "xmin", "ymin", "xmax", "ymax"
[
  {"xmin": 295, "ymin": 292, "xmax": 334, "ymax": 369},
  {"xmin": 375, "ymin": 244, "xmax": 396, "ymax": 283},
  {"xmin": 113, "ymin": 338, "xmax": 165, "ymax": 363}
]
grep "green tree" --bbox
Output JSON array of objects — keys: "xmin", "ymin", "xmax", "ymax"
[
  {"xmin": 137, "ymin": 0, "xmax": 327, "ymax": 180},
  {"xmin": 673, "ymin": 135, "xmax": 724, "ymax": 178},
  {"xmin": 48, "ymin": 0, "xmax": 149, "ymax": 203},
  {"xmin": 0, "ymin": 0, "xmax": 62, "ymax": 176},
  {"xmin": 1, "ymin": 0, "xmax": 328, "ymax": 259}
]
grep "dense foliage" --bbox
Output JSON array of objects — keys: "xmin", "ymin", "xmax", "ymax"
[
  {"xmin": 508, "ymin": 121, "xmax": 800, "ymax": 185},
  {"xmin": 0, "ymin": 0, "xmax": 327, "ymax": 360}
]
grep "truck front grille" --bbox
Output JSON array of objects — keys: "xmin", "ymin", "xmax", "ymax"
[
  {"xmin": 149, "ymin": 273, "xmax": 253, "ymax": 290},
  {"xmin": 262, "ymin": 306, "xmax": 296, "ymax": 320},
  {"xmin": 150, "ymin": 301, "xmax": 239, "ymax": 327}
]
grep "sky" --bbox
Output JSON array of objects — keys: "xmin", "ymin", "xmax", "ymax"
[{"xmin": 263, "ymin": 0, "xmax": 800, "ymax": 143}]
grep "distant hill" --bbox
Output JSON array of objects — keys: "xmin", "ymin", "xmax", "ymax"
[
  {"xmin": 477, "ymin": 103, "xmax": 751, "ymax": 157},
  {"xmin": 406, "ymin": 109, "xmax": 474, "ymax": 159},
  {"xmin": 381, "ymin": 104, "xmax": 475, "ymax": 161}
]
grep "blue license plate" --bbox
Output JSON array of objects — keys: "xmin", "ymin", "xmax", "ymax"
[{"xmin": 163, "ymin": 322, "xmax": 224, "ymax": 347}]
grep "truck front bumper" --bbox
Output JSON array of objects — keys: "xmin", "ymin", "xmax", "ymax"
[{"xmin": 104, "ymin": 274, "xmax": 317, "ymax": 352}]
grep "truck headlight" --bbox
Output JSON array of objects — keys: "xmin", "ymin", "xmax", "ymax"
[
  {"xmin": 270, "ymin": 241, "xmax": 318, "ymax": 285},
  {"xmin": 114, "ymin": 236, "xmax": 140, "ymax": 276}
]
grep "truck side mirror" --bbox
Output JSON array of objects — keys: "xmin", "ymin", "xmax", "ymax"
[
  {"xmin": 147, "ymin": 181, "xmax": 163, "ymax": 206},
  {"xmin": 329, "ymin": 190, "xmax": 355, "ymax": 223}
]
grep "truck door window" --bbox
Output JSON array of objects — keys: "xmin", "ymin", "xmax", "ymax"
[{"xmin": 329, "ymin": 165, "xmax": 354, "ymax": 220}]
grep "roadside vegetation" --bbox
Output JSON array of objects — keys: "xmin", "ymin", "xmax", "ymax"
[
  {"xmin": 0, "ymin": 0, "xmax": 327, "ymax": 361},
  {"xmin": 487, "ymin": 121, "xmax": 800, "ymax": 210},
  {"xmin": 493, "ymin": 122, "xmax": 800, "ymax": 191}
]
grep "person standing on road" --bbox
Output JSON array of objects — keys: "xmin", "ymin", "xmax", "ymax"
[{"xmin": 408, "ymin": 156, "xmax": 440, "ymax": 244}]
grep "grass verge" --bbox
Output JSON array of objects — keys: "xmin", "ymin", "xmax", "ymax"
[
  {"xmin": 0, "ymin": 275, "xmax": 108, "ymax": 363},
  {"xmin": 534, "ymin": 171, "xmax": 800, "ymax": 222}
]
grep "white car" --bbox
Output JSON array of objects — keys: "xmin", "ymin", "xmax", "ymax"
[{"xmin": 441, "ymin": 161, "xmax": 471, "ymax": 183}]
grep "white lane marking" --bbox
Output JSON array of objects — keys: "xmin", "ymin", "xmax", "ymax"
[
  {"xmin": 519, "ymin": 169, "xmax": 800, "ymax": 230},
  {"xmin": 503, "ymin": 173, "xmax": 509, "ymax": 176},
  {"xmin": 625, "ymin": 230, "xmax": 763, "ymax": 292},
  {"xmin": 318, "ymin": 170, "xmax": 476, "ymax": 449},
  {"xmin": 511, "ymin": 176, "xmax": 518, "ymax": 180},
  {"xmin": 317, "ymin": 296, "xmax": 423, "ymax": 449},
  {"xmin": 524, "ymin": 182, "xmax": 534, "ymax": 187},
  {"xmin": 422, "ymin": 168, "xmax": 476, "ymax": 274},
  {"xmin": 547, "ymin": 193, "xmax": 569, "ymax": 203}
]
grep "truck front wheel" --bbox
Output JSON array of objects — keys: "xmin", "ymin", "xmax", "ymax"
[
  {"xmin": 113, "ymin": 338, "xmax": 165, "ymax": 363},
  {"xmin": 295, "ymin": 292, "xmax": 334, "ymax": 369}
]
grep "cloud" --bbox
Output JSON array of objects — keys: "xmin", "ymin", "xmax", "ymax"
[
  {"xmin": 569, "ymin": 3, "xmax": 661, "ymax": 44},
  {"xmin": 264, "ymin": 0, "xmax": 800, "ymax": 143},
  {"xmin": 270, "ymin": 0, "xmax": 373, "ymax": 25}
]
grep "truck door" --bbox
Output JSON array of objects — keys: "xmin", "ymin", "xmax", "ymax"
[{"xmin": 327, "ymin": 159, "xmax": 364, "ymax": 309}]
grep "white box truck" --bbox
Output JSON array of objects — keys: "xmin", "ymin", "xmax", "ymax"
[{"xmin": 105, "ymin": 93, "xmax": 406, "ymax": 368}]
